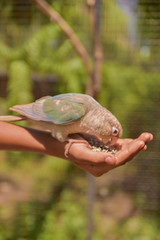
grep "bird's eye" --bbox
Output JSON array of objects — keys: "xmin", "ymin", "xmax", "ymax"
[{"xmin": 112, "ymin": 127, "xmax": 119, "ymax": 136}]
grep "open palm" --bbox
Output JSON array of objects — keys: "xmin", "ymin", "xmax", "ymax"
[{"xmin": 67, "ymin": 133, "xmax": 153, "ymax": 176}]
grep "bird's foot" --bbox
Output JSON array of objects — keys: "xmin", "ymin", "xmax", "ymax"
[{"xmin": 64, "ymin": 137, "xmax": 89, "ymax": 157}]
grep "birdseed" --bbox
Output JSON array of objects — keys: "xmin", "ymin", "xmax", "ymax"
[
  {"xmin": 89, "ymin": 145, "xmax": 118, "ymax": 154},
  {"xmin": 88, "ymin": 139, "xmax": 119, "ymax": 154}
]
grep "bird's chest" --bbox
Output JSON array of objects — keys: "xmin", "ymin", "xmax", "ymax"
[{"xmin": 51, "ymin": 122, "xmax": 82, "ymax": 141}]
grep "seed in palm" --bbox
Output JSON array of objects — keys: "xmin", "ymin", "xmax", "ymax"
[{"xmin": 88, "ymin": 139, "xmax": 119, "ymax": 154}]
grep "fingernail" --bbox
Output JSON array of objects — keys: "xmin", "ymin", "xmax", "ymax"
[{"xmin": 105, "ymin": 156, "xmax": 114, "ymax": 164}]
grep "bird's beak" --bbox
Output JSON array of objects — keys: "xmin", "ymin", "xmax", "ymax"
[
  {"xmin": 119, "ymin": 128, "xmax": 123, "ymax": 138},
  {"xmin": 111, "ymin": 137, "xmax": 118, "ymax": 145},
  {"xmin": 106, "ymin": 136, "xmax": 118, "ymax": 145},
  {"xmin": 105, "ymin": 128, "xmax": 122, "ymax": 145}
]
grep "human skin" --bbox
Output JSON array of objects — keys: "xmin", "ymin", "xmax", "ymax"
[{"xmin": 0, "ymin": 121, "xmax": 153, "ymax": 177}]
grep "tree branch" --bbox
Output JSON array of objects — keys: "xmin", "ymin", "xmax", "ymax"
[
  {"xmin": 86, "ymin": 0, "xmax": 103, "ymax": 99},
  {"xmin": 31, "ymin": 0, "xmax": 92, "ymax": 77}
]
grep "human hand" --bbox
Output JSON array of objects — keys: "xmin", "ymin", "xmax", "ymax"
[
  {"xmin": 66, "ymin": 133, "xmax": 153, "ymax": 177},
  {"xmin": 0, "ymin": 122, "xmax": 153, "ymax": 177}
]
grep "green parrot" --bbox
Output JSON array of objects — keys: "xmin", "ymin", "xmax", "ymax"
[{"xmin": 0, "ymin": 93, "xmax": 122, "ymax": 156}]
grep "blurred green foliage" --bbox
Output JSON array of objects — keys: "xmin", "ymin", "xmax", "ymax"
[
  {"xmin": 100, "ymin": 62, "xmax": 160, "ymax": 137},
  {"xmin": 111, "ymin": 216, "xmax": 160, "ymax": 240},
  {"xmin": 38, "ymin": 190, "xmax": 88, "ymax": 240},
  {"xmin": 7, "ymin": 60, "xmax": 33, "ymax": 110},
  {"xmin": 138, "ymin": 0, "xmax": 160, "ymax": 61},
  {"xmin": 0, "ymin": 0, "xmax": 160, "ymax": 240}
]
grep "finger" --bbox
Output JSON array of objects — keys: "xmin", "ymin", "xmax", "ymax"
[
  {"xmin": 115, "ymin": 140, "xmax": 145, "ymax": 166},
  {"xmin": 116, "ymin": 132, "xmax": 153, "ymax": 146},
  {"xmin": 69, "ymin": 142, "xmax": 116, "ymax": 164},
  {"xmin": 72, "ymin": 159, "xmax": 113, "ymax": 177},
  {"xmin": 136, "ymin": 133, "xmax": 153, "ymax": 151},
  {"xmin": 142, "ymin": 144, "xmax": 147, "ymax": 151},
  {"xmin": 115, "ymin": 138, "xmax": 133, "ymax": 146},
  {"xmin": 137, "ymin": 132, "xmax": 153, "ymax": 143}
]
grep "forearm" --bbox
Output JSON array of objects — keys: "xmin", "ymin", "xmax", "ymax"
[
  {"xmin": 0, "ymin": 121, "xmax": 66, "ymax": 159},
  {"xmin": 0, "ymin": 121, "xmax": 153, "ymax": 177}
]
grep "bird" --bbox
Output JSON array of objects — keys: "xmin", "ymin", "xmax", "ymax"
[{"xmin": 0, "ymin": 93, "xmax": 123, "ymax": 156}]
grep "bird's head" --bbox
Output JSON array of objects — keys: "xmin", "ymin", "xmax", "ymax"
[{"xmin": 97, "ymin": 112, "xmax": 123, "ymax": 145}]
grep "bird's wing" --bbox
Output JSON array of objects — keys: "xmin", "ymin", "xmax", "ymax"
[
  {"xmin": 42, "ymin": 95, "xmax": 86, "ymax": 124},
  {"xmin": 10, "ymin": 95, "xmax": 87, "ymax": 124}
]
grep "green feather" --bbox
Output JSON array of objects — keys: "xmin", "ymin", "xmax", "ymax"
[{"xmin": 43, "ymin": 95, "xmax": 86, "ymax": 124}]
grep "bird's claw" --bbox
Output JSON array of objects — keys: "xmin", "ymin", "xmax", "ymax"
[{"xmin": 64, "ymin": 138, "xmax": 89, "ymax": 157}]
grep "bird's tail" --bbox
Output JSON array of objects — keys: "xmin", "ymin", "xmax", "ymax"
[{"xmin": 0, "ymin": 115, "xmax": 26, "ymax": 122}]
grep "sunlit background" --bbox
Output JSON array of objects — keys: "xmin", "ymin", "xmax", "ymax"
[{"xmin": 0, "ymin": 0, "xmax": 160, "ymax": 239}]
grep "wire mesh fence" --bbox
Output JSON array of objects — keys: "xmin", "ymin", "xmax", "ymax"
[{"xmin": 0, "ymin": 0, "xmax": 160, "ymax": 239}]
